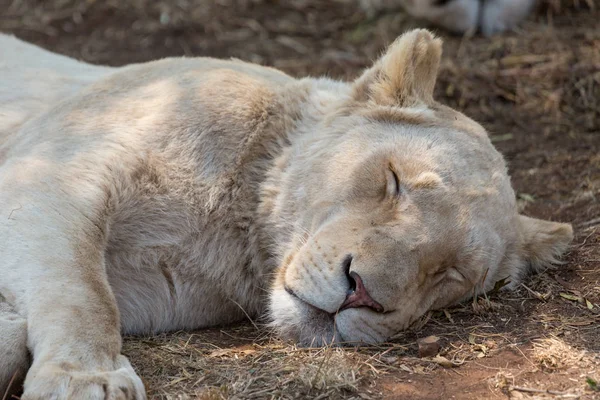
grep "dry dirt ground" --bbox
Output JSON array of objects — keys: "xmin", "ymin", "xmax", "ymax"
[{"xmin": 1, "ymin": 0, "xmax": 599, "ymax": 399}]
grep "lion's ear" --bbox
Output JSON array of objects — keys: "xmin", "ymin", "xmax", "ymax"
[
  {"xmin": 352, "ymin": 29, "xmax": 442, "ymax": 107},
  {"xmin": 518, "ymin": 215, "xmax": 574, "ymax": 270}
]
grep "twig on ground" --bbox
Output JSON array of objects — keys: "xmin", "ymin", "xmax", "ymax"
[{"xmin": 509, "ymin": 385, "xmax": 580, "ymax": 398}]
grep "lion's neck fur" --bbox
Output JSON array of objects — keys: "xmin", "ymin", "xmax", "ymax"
[{"xmin": 100, "ymin": 69, "xmax": 350, "ymax": 334}]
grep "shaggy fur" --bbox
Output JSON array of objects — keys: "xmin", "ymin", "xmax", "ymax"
[{"xmin": 0, "ymin": 30, "xmax": 571, "ymax": 399}]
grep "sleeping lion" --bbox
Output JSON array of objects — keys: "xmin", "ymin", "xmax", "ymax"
[{"xmin": 0, "ymin": 30, "xmax": 572, "ymax": 399}]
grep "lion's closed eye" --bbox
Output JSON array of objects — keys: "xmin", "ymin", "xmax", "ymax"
[
  {"xmin": 445, "ymin": 266, "xmax": 469, "ymax": 284},
  {"xmin": 385, "ymin": 166, "xmax": 401, "ymax": 198},
  {"xmin": 430, "ymin": 266, "xmax": 449, "ymax": 286},
  {"xmin": 428, "ymin": 263, "xmax": 465, "ymax": 286}
]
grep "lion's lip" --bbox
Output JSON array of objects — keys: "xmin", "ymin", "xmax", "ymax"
[
  {"xmin": 281, "ymin": 285, "xmax": 388, "ymax": 346},
  {"xmin": 284, "ymin": 285, "xmax": 335, "ymax": 316}
]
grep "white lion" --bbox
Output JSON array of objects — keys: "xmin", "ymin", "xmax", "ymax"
[
  {"xmin": 0, "ymin": 29, "xmax": 572, "ymax": 399},
  {"xmin": 362, "ymin": 0, "xmax": 537, "ymax": 35}
]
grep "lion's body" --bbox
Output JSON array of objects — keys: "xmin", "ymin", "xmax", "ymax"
[
  {"xmin": 0, "ymin": 34, "xmax": 309, "ymax": 396},
  {"xmin": 0, "ymin": 32, "xmax": 327, "ymax": 335},
  {"xmin": 0, "ymin": 32, "xmax": 571, "ymax": 399}
]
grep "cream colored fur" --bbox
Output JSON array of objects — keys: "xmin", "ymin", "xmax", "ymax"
[
  {"xmin": 0, "ymin": 30, "xmax": 572, "ymax": 399},
  {"xmin": 361, "ymin": 0, "xmax": 537, "ymax": 35}
]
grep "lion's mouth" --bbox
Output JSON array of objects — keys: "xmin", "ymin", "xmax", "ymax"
[
  {"xmin": 277, "ymin": 284, "xmax": 393, "ymax": 346},
  {"xmin": 284, "ymin": 285, "xmax": 335, "ymax": 316}
]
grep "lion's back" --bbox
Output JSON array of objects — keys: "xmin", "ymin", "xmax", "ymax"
[{"xmin": 0, "ymin": 34, "xmax": 113, "ymax": 144}]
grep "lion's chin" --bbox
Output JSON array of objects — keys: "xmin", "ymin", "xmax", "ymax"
[
  {"xmin": 268, "ymin": 286, "xmax": 344, "ymax": 347},
  {"xmin": 269, "ymin": 286, "xmax": 392, "ymax": 347}
]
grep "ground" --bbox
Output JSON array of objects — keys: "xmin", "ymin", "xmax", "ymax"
[{"xmin": 1, "ymin": 0, "xmax": 599, "ymax": 399}]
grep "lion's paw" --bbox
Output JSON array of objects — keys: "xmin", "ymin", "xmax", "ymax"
[
  {"xmin": 22, "ymin": 357, "xmax": 146, "ymax": 400},
  {"xmin": 480, "ymin": 0, "xmax": 536, "ymax": 36}
]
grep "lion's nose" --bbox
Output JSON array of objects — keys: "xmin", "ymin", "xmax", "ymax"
[{"xmin": 340, "ymin": 259, "xmax": 384, "ymax": 313}]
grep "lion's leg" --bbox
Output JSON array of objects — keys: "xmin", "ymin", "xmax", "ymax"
[
  {"xmin": 0, "ymin": 298, "xmax": 29, "ymax": 398},
  {"xmin": 0, "ymin": 166, "xmax": 145, "ymax": 400},
  {"xmin": 20, "ymin": 257, "xmax": 145, "ymax": 400},
  {"xmin": 480, "ymin": 0, "xmax": 537, "ymax": 36}
]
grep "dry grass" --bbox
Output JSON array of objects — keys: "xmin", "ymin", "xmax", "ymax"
[
  {"xmin": 532, "ymin": 337, "xmax": 587, "ymax": 372},
  {"xmin": 122, "ymin": 327, "xmax": 407, "ymax": 399},
  {"xmin": 435, "ymin": 25, "xmax": 600, "ymax": 136}
]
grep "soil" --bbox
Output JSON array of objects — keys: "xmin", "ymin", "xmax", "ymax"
[{"xmin": 1, "ymin": 0, "xmax": 598, "ymax": 399}]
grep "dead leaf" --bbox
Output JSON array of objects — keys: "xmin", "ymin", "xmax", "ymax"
[
  {"xmin": 586, "ymin": 299, "xmax": 595, "ymax": 310},
  {"xmin": 381, "ymin": 356, "xmax": 398, "ymax": 364},
  {"xmin": 443, "ymin": 309, "xmax": 455, "ymax": 324},
  {"xmin": 399, "ymin": 364, "xmax": 413, "ymax": 373},
  {"xmin": 468, "ymin": 334, "xmax": 477, "ymax": 345},
  {"xmin": 560, "ymin": 292, "xmax": 583, "ymax": 302},
  {"xmin": 431, "ymin": 355, "xmax": 462, "ymax": 368}
]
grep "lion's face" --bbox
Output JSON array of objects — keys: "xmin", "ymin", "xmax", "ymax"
[{"xmin": 268, "ymin": 30, "xmax": 573, "ymax": 346}]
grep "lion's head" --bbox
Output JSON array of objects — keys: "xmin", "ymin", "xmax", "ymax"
[{"xmin": 266, "ymin": 30, "xmax": 573, "ymax": 346}]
